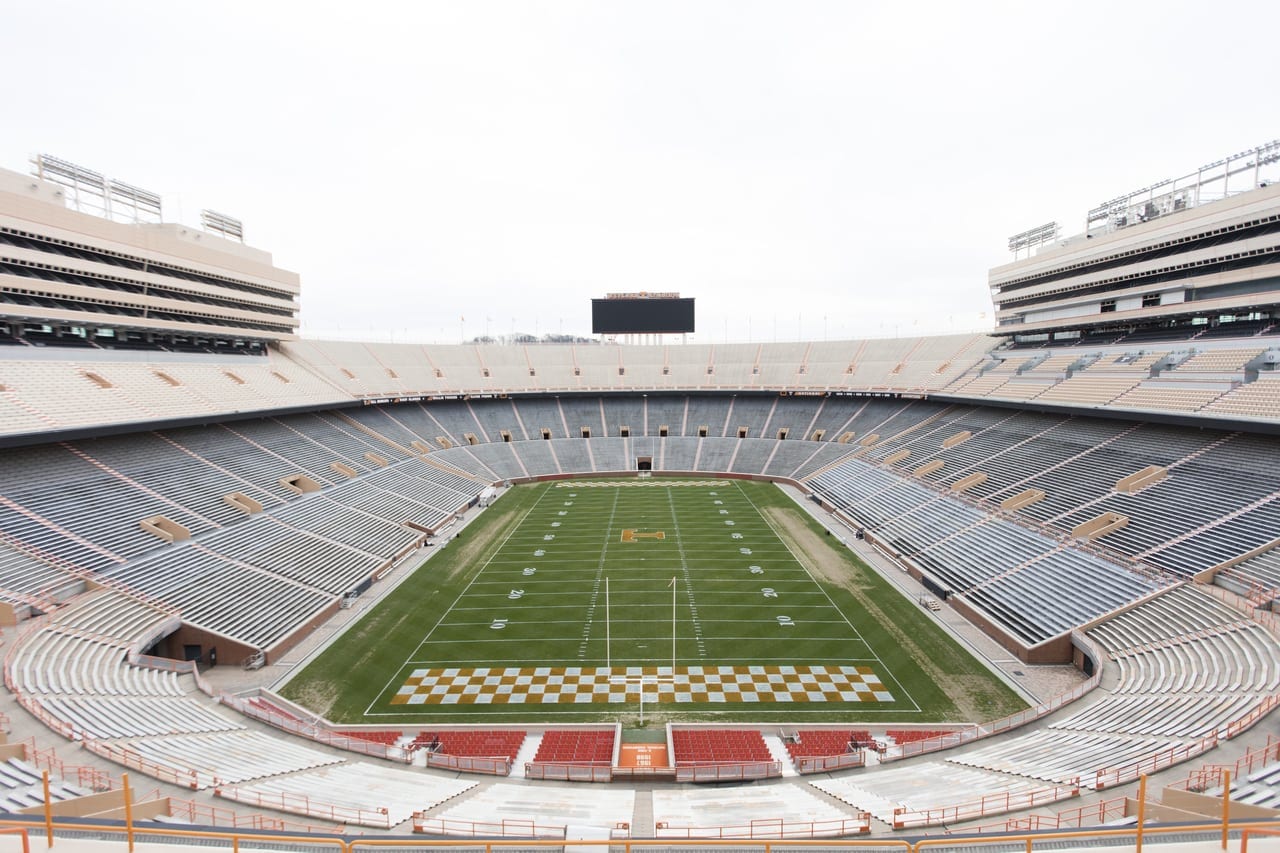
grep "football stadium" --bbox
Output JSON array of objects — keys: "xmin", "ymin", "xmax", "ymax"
[
  {"xmin": 5, "ymin": 5, "xmax": 1280, "ymax": 849},
  {"xmin": 2, "ymin": 138, "xmax": 1280, "ymax": 849}
]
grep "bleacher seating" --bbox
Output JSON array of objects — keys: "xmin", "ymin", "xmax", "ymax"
[
  {"xmin": 671, "ymin": 729, "xmax": 771, "ymax": 765},
  {"xmin": 1206, "ymin": 375, "xmax": 1280, "ymax": 420},
  {"xmin": 885, "ymin": 730, "xmax": 954, "ymax": 745},
  {"xmin": 531, "ymin": 729, "xmax": 615, "ymax": 765},
  {"xmin": 0, "ymin": 758, "xmax": 93, "ymax": 814},
  {"xmin": 806, "ymin": 449, "xmax": 1168, "ymax": 644},
  {"xmin": 3, "ymin": 334, "xmax": 1280, "ymax": 835},
  {"xmin": 412, "ymin": 730, "xmax": 527, "ymax": 760},
  {"xmin": 785, "ymin": 730, "xmax": 866, "ymax": 760},
  {"xmin": 334, "ymin": 730, "xmax": 402, "ymax": 746},
  {"xmin": 812, "ymin": 762, "xmax": 1066, "ymax": 826},
  {"xmin": 1170, "ymin": 349, "xmax": 1260, "ymax": 374},
  {"xmin": 215, "ymin": 761, "xmax": 476, "ymax": 828}
]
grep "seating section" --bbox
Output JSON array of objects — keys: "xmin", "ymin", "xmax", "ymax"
[
  {"xmin": 947, "ymin": 730, "xmax": 1179, "ymax": 784},
  {"xmin": 1172, "ymin": 349, "xmax": 1260, "ymax": 373},
  {"xmin": 1206, "ymin": 375, "xmax": 1280, "ymax": 420},
  {"xmin": 280, "ymin": 335, "xmax": 996, "ymax": 400},
  {"xmin": 0, "ymin": 540, "xmax": 82, "ymax": 610},
  {"xmin": 943, "ymin": 586, "xmax": 1279, "ymax": 786},
  {"xmin": 0, "ymin": 353, "xmax": 347, "ymax": 435},
  {"xmin": 41, "ymin": 696, "xmax": 240, "ymax": 739},
  {"xmin": 124, "ymin": 730, "xmax": 343, "ymax": 789},
  {"xmin": 1207, "ymin": 762, "xmax": 1280, "ymax": 809},
  {"xmin": 813, "ymin": 401, "xmax": 1280, "ymax": 587},
  {"xmin": 0, "ymin": 758, "xmax": 92, "ymax": 814},
  {"xmin": 885, "ymin": 730, "xmax": 954, "ymax": 745},
  {"xmin": 1222, "ymin": 547, "xmax": 1280, "ymax": 603},
  {"xmin": 671, "ymin": 729, "xmax": 772, "ymax": 765},
  {"xmin": 215, "ymin": 762, "xmax": 476, "ymax": 828},
  {"xmin": 939, "ymin": 345, "xmax": 1280, "ymax": 420},
  {"xmin": 1069, "ymin": 586, "xmax": 1280, "ymax": 737},
  {"xmin": 785, "ymin": 730, "xmax": 867, "ymax": 760},
  {"xmin": 1112, "ymin": 383, "xmax": 1226, "ymax": 412},
  {"xmin": 7, "ymin": 589, "xmax": 186, "ymax": 700},
  {"xmin": 806, "ymin": 450, "xmax": 1167, "ymax": 644},
  {"xmin": 812, "ymin": 762, "xmax": 1066, "ymax": 826},
  {"xmin": 0, "ymin": 415, "xmax": 484, "ymax": 653},
  {"xmin": 531, "ymin": 729, "xmax": 615, "ymax": 765},
  {"xmin": 334, "ymin": 730, "xmax": 402, "ymax": 746},
  {"xmin": 413, "ymin": 730, "xmax": 527, "ymax": 761},
  {"xmin": 4, "ymin": 380, "xmax": 1280, "ymax": 660},
  {"xmin": 652, "ymin": 782, "xmax": 863, "ymax": 836}
]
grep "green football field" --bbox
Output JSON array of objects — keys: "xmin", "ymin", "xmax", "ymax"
[{"xmin": 279, "ymin": 479, "xmax": 1026, "ymax": 724}]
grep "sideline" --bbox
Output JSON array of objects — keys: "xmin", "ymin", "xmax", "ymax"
[
  {"xmin": 239, "ymin": 487, "xmax": 511, "ymax": 696},
  {"xmin": 773, "ymin": 482, "xmax": 1072, "ymax": 707}
]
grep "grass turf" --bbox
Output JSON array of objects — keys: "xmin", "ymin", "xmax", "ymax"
[{"xmin": 278, "ymin": 479, "xmax": 1027, "ymax": 724}]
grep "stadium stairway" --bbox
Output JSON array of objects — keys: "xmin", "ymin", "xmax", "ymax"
[
  {"xmin": 509, "ymin": 733, "xmax": 542, "ymax": 779},
  {"xmin": 762, "ymin": 732, "xmax": 799, "ymax": 777}
]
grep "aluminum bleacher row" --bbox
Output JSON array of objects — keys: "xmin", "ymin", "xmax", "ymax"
[
  {"xmin": 2, "ymin": 590, "xmax": 485, "ymax": 828},
  {"xmin": 803, "ymin": 587, "xmax": 1280, "ymax": 828},
  {"xmin": 5, "ymin": 381, "xmax": 1280, "ymax": 654},
  {"xmin": 3, "ymin": 335, "xmax": 1280, "ymax": 445},
  {"xmin": 803, "ymin": 450, "xmax": 1170, "ymax": 645},
  {"xmin": 940, "ymin": 343, "xmax": 1280, "ymax": 422},
  {"xmin": 0, "ymin": 334, "xmax": 992, "ymax": 440},
  {"xmin": 790, "ymin": 396, "xmax": 1280, "ymax": 642},
  {"xmin": 0, "ymin": 412, "xmax": 487, "ymax": 654},
  {"xmin": 0, "ymin": 756, "xmax": 92, "ymax": 815}
]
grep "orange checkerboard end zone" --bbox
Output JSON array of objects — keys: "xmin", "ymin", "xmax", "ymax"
[{"xmin": 390, "ymin": 664, "xmax": 894, "ymax": 706}]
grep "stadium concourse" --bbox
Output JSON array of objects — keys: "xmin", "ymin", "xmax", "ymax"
[{"xmin": 1, "ymin": 329, "xmax": 1280, "ymax": 844}]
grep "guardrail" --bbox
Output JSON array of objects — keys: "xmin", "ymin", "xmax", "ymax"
[
  {"xmin": 654, "ymin": 816, "xmax": 870, "ymax": 839},
  {"xmin": 223, "ymin": 693, "xmax": 412, "ymax": 764},
  {"xmin": 424, "ymin": 752, "xmax": 512, "ymax": 775},
  {"xmin": 883, "ymin": 630, "xmax": 1103, "ymax": 764},
  {"xmin": 893, "ymin": 780, "xmax": 1081, "ymax": 829},
  {"xmin": 1093, "ymin": 732, "xmax": 1219, "ymax": 789},
  {"xmin": 413, "ymin": 815, "xmax": 565, "ymax": 837},
  {"xmin": 132, "ymin": 652, "xmax": 216, "ymax": 697},
  {"xmin": 215, "ymin": 786, "xmax": 395, "ymax": 828},
  {"xmin": 81, "ymin": 739, "xmax": 203, "ymax": 789},
  {"xmin": 793, "ymin": 751, "xmax": 865, "ymax": 774},
  {"xmin": 3, "ymin": 813, "xmax": 1280, "ymax": 853},
  {"xmin": 959, "ymin": 795, "xmax": 1128, "ymax": 834},
  {"xmin": 673, "ymin": 760, "xmax": 782, "ymax": 782},
  {"xmin": 524, "ymin": 762, "xmax": 613, "ymax": 782}
]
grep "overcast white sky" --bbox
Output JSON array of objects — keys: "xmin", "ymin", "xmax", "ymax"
[{"xmin": 3, "ymin": 1, "xmax": 1277, "ymax": 344}]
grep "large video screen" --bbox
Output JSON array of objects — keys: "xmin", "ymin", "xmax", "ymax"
[{"xmin": 592, "ymin": 298, "xmax": 695, "ymax": 334}]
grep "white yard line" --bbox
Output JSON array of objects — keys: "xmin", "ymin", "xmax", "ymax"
[
  {"xmin": 734, "ymin": 480, "xmax": 924, "ymax": 714},
  {"xmin": 666, "ymin": 487, "xmax": 708, "ymax": 660},
  {"xmin": 362, "ymin": 483, "xmax": 553, "ymax": 716}
]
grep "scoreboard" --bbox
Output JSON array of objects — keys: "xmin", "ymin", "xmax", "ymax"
[{"xmin": 592, "ymin": 293, "xmax": 695, "ymax": 334}]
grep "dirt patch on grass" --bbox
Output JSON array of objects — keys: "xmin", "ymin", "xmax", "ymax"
[
  {"xmin": 287, "ymin": 681, "xmax": 339, "ymax": 719},
  {"xmin": 439, "ymin": 506, "xmax": 518, "ymax": 583},
  {"xmin": 763, "ymin": 505, "xmax": 999, "ymax": 721},
  {"xmin": 762, "ymin": 506, "xmax": 869, "ymax": 591}
]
